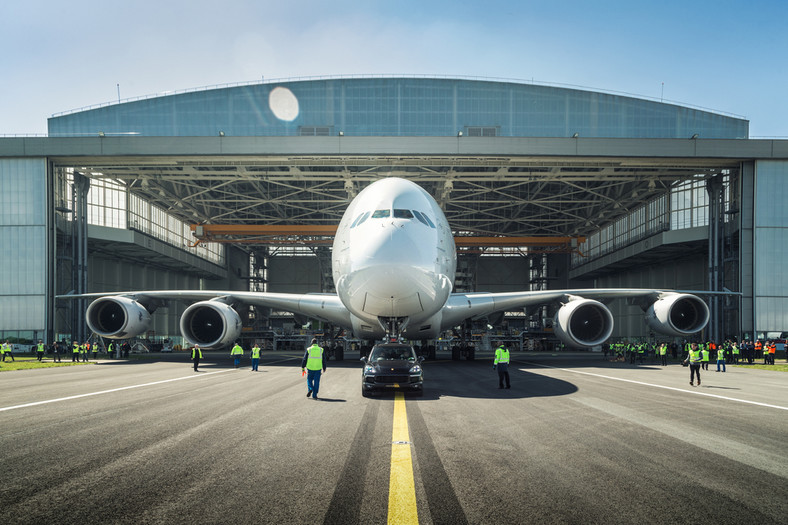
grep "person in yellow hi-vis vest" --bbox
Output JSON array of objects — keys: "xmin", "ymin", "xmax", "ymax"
[
  {"xmin": 251, "ymin": 343, "xmax": 261, "ymax": 372},
  {"xmin": 493, "ymin": 341, "xmax": 511, "ymax": 389},
  {"xmin": 301, "ymin": 338, "xmax": 326, "ymax": 399},
  {"xmin": 684, "ymin": 342, "xmax": 702, "ymax": 387},
  {"xmin": 2, "ymin": 340, "xmax": 15, "ymax": 362},
  {"xmin": 191, "ymin": 344, "xmax": 203, "ymax": 372},
  {"xmin": 230, "ymin": 341, "xmax": 244, "ymax": 368}
]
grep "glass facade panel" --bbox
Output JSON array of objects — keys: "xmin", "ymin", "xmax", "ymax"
[
  {"xmin": 0, "ymin": 159, "xmax": 47, "ymax": 332},
  {"xmin": 754, "ymin": 161, "xmax": 788, "ymax": 332},
  {"xmin": 49, "ymin": 78, "xmax": 749, "ymax": 139}
]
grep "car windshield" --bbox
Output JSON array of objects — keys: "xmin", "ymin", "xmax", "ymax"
[{"xmin": 370, "ymin": 346, "xmax": 415, "ymax": 361}]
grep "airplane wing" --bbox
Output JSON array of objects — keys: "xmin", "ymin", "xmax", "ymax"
[
  {"xmin": 441, "ymin": 289, "xmax": 717, "ymax": 347},
  {"xmin": 58, "ymin": 291, "xmax": 352, "ymax": 349}
]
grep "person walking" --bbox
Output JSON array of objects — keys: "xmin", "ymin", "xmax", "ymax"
[
  {"xmin": 685, "ymin": 342, "xmax": 702, "ymax": 386},
  {"xmin": 230, "ymin": 341, "xmax": 243, "ymax": 368},
  {"xmin": 250, "ymin": 343, "xmax": 261, "ymax": 372},
  {"xmin": 191, "ymin": 344, "xmax": 202, "ymax": 372},
  {"xmin": 493, "ymin": 341, "xmax": 511, "ymax": 389},
  {"xmin": 301, "ymin": 338, "xmax": 326, "ymax": 399}
]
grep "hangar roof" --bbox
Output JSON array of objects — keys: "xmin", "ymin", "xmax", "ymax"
[{"xmin": 48, "ymin": 77, "xmax": 749, "ymax": 140}]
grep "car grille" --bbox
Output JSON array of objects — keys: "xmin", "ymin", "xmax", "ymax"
[{"xmin": 375, "ymin": 375, "xmax": 410, "ymax": 384}]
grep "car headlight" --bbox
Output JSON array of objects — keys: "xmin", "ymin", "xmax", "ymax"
[
  {"xmin": 409, "ymin": 365, "xmax": 422, "ymax": 374},
  {"xmin": 364, "ymin": 365, "xmax": 376, "ymax": 373}
]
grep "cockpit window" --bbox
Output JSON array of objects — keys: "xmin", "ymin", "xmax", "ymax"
[
  {"xmin": 371, "ymin": 209, "xmax": 390, "ymax": 219},
  {"xmin": 350, "ymin": 211, "xmax": 370, "ymax": 228},
  {"xmin": 393, "ymin": 209, "xmax": 414, "ymax": 219},
  {"xmin": 413, "ymin": 210, "xmax": 436, "ymax": 228}
]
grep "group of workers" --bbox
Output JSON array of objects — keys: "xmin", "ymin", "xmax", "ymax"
[
  {"xmin": 0, "ymin": 340, "xmax": 129, "ymax": 363},
  {"xmin": 190, "ymin": 339, "xmax": 327, "ymax": 399}
]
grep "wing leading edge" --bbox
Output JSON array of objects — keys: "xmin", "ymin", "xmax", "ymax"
[{"xmin": 443, "ymin": 289, "xmax": 713, "ymax": 348}]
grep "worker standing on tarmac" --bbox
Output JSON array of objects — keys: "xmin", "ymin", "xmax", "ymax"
[
  {"xmin": 493, "ymin": 341, "xmax": 511, "ymax": 389},
  {"xmin": 250, "ymin": 343, "xmax": 261, "ymax": 372},
  {"xmin": 36, "ymin": 340, "xmax": 45, "ymax": 361},
  {"xmin": 301, "ymin": 338, "xmax": 326, "ymax": 399},
  {"xmin": 72, "ymin": 341, "xmax": 80, "ymax": 362},
  {"xmin": 685, "ymin": 342, "xmax": 702, "ymax": 386},
  {"xmin": 700, "ymin": 343, "xmax": 710, "ymax": 371},
  {"xmin": 716, "ymin": 346, "xmax": 726, "ymax": 373},
  {"xmin": 191, "ymin": 344, "xmax": 202, "ymax": 372},
  {"xmin": 230, "ymin": 341, "xmax": 243, "ymax": 368},
  {"xmin": 659, "ymin": 343, "xmax": 668, "ymax": 366}
]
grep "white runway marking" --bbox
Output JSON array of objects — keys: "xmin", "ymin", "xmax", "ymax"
[
  {"xmin": 521, "ymin": 362, "xmax": 788, "ymax": 411},
  {"xmin": 0, "ymin": 369, "xmax": 236, "ymax": 412}
]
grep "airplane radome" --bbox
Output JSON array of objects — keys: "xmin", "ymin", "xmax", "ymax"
[{"xmin": 62, "ymin": 178, "xmax": 709, "ymax": 349}]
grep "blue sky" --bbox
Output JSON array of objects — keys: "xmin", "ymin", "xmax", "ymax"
[{"xmin": 2, "ymin": 0, "xmax": 786, "ymax": 136}]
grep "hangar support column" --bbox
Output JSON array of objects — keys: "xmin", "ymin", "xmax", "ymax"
[
  {"xmin": 72, "ymin": 172, "xmax": 90, "ymax": 343},
  {"xmin": 706, "ymin": 175, "xmax": 725, "ymax": 343}
]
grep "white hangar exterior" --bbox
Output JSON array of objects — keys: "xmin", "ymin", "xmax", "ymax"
[{"xmin": 1, "ymin": 76, "xmax": 787, "ymax": 347}]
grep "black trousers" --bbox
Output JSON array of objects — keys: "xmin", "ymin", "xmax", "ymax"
[
  {"xmin": 497, "ymin": 365, "xmax": 510, "ymax": 388},
  {"xmin": 690, "ymin": 364, "xmax": 701, "ymax": 383},
  {"xmin": 193, "ymin": 357, "xmax": 200, "ymax": 370}
]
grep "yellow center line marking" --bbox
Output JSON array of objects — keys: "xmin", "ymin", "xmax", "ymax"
[{"xmin": 388, "ymin": 392, "xmax": 418, "ymax": 524}]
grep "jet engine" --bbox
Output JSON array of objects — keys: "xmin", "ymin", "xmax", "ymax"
[
  {"xmin": 180, "ymin": 301, "xmax": 242, "ymax": 349},
  {"xmin": 86, "ymin": 296, "xmax": 152, "ymax": 339},
  {"xmin": 553, "ymin": 297, "xmax": 614, "ymax": 348},
  {"xmin": 646, "ymin": 293, "xmax": 709, "ymax": 336}
]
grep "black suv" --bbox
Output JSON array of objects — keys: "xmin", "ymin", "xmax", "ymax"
[{"xmin": 361, "ymin": 343, "xmax": 424, "ymax": 397}]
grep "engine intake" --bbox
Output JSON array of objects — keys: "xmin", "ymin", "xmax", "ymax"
[
  {"xmin": 86, "ymin": 296, "xmax": 152, "ymax": 339},
  {"xmin": 553, "ymin": 298, "xmax": 614, "ymax": 348},
  {"xmin": 180, "ymin": 301, "xmax": 242, "ymax": 349},
  {"xmin": 646, "ymin": 294, "xmax": 709, "ymax": 336}
]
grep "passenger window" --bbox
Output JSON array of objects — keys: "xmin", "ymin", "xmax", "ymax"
[
  {"xmin": 371, "ymin": 210, "xmax": 390, "ymax": 218},
  {"xmin": 393, "ymin": 209, "xmax": 414, "ymax": 219}
]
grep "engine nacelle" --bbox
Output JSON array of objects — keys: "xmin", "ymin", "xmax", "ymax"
[
  {"xmin": 86, "ymin": 296, "xmax": 152, "ymax": 339},
  {"xmin": 646, "ymin": 293, "xmax": 709, "ymax": 336},
  {"xmin": 553, "ymin": 298, "xmax": 614, "ymax": 348},
  {"xmin": 180, "ymin": 301, "xmax": 242, "ymax": 349}
]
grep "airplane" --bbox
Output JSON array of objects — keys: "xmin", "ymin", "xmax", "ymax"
[{"xmin": 62, "ymin": 177, "xmax": 710, "ymax": 350}]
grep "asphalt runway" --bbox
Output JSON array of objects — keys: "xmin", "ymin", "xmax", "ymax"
[{"xmin": 1, "ymin": 351, "xmax": 786, "ymax": 524}]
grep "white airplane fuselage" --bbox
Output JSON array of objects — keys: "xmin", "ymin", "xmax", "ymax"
[{"xmin": 332, "ymin": 178, "xmax": 456, "ymax": 339}]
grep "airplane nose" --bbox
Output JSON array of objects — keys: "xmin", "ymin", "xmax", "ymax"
[{"xmin": 341, "ymin": 224, "xmax": 449, "ymax": 317}]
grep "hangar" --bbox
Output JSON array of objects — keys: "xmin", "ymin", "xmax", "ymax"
[{"xmin": 1, "ymin": 76, "xmax": 787, "ymax": 348}]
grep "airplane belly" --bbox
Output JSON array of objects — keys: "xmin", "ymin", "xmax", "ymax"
[{"xmin": 362, "ymin": 291, "xmax": 423, "ymax": 317}]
